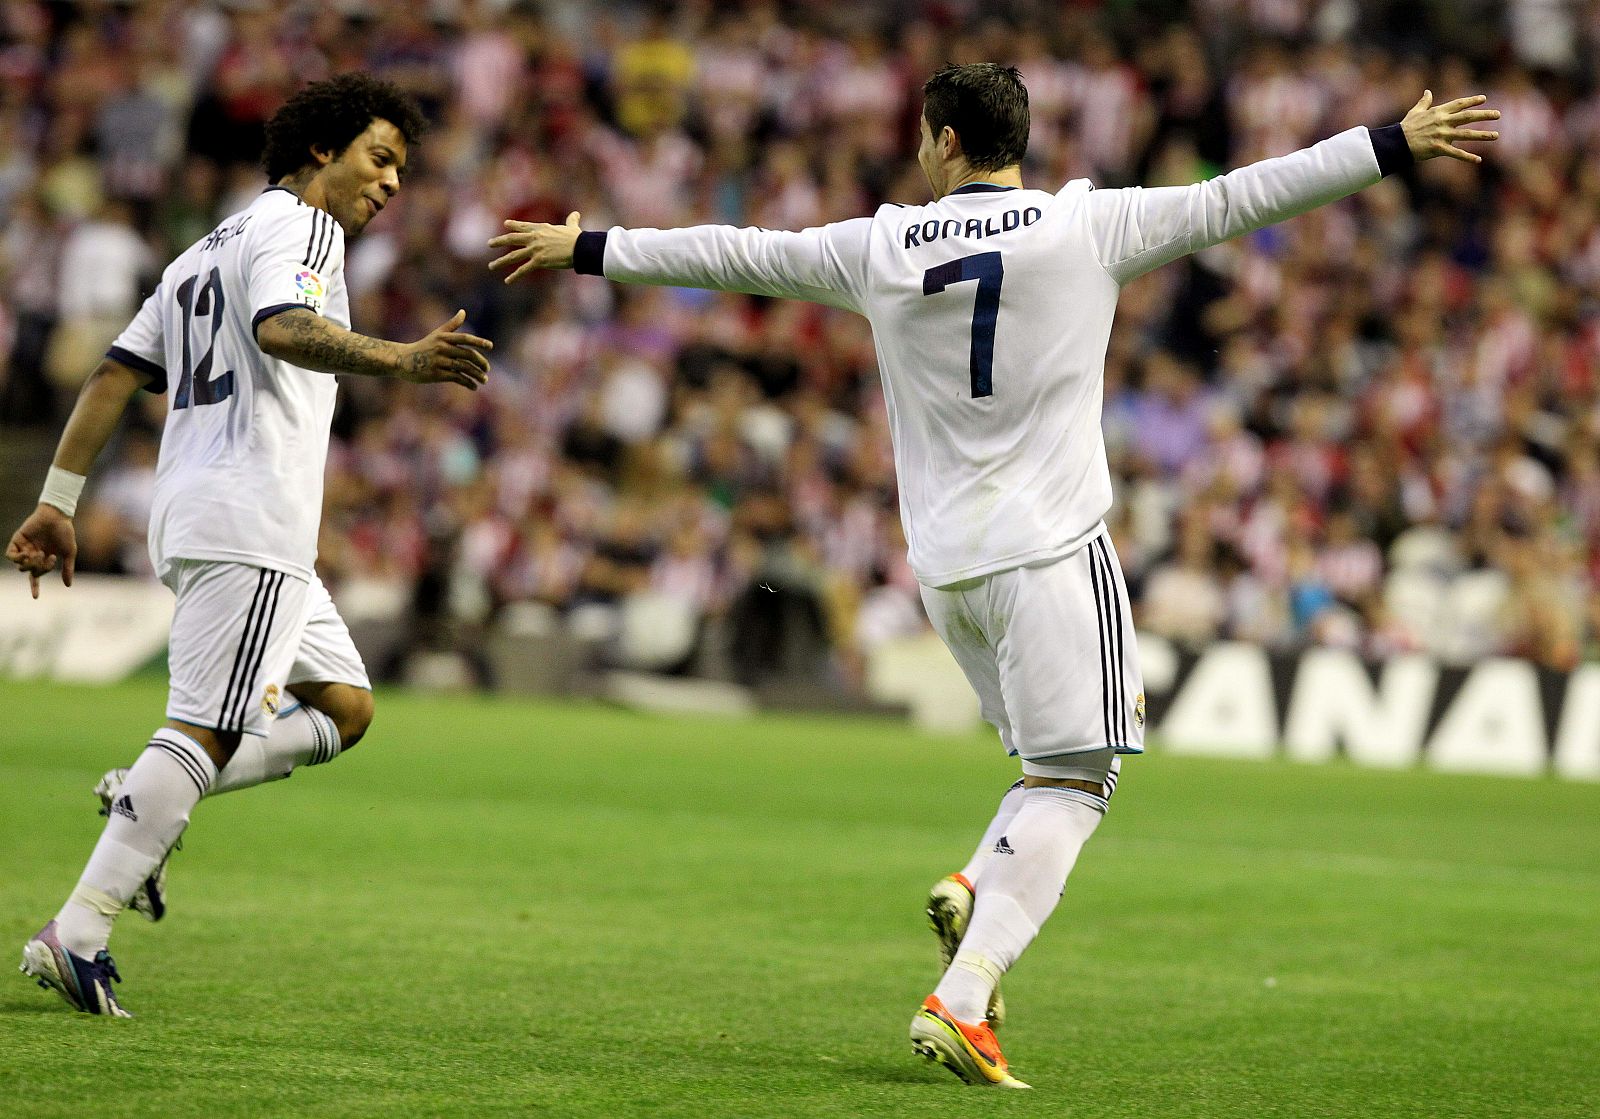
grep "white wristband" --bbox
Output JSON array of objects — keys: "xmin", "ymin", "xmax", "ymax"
[{"xmin": 39, "ymin": 466, "xmax": 87, "ymax": 517}]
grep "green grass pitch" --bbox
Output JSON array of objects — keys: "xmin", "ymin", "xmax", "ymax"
[{"xmin": 1, "ymin": 678, "xmax": 1597, "ymax": 1117}]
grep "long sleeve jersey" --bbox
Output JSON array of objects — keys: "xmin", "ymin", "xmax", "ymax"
[{"xmin": 576, "ymin": 124, "xmax": 1411, "ymax": 588}]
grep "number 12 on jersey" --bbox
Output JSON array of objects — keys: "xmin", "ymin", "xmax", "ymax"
[
  {"xmin": 923, "ymin": 251, "xmax": 1003, "ymax": 399},
  {"xmin": 173, "ymin": 266, "xmax": 235, "ymax": 410}
]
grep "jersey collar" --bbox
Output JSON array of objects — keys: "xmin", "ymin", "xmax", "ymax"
[{"xmin": 949, "ymin": 182, "xmax": 1019, "ymax": 195}]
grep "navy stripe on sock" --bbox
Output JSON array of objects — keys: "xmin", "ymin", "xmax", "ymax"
[
  {"xmin": 150, "ymin": 740, "xmax": 208, "ymax": 797},
  {"xmin": 308, "ymin": 708, "xmax": 331, "ymax": 764},
  {"xmin": 154, "ymin": 733, "xmax": 213, "ymax": 792}
]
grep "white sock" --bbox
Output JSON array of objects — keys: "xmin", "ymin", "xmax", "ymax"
[
  {"xmin": 932, "ymin": 787, "xmax": 1103, "ymax": 1022},
  {"xmin": 209, "ymin": 703, "xmax": 342, "ymax": 797},
  {"xmin": 957, "ymin": 779, "xmax": 1027, "ymax": 886},
  {"xmin": 55, "ymin": 729, "xmax": 217, "ymax": 956}
]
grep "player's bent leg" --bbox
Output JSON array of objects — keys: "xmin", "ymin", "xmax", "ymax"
[
  {"xmin": 927, "ymin": 777, "xmax": 1028, "ymax": 1028},
  {"xmin": 289, "ymin": 681, "xmax": 373, "ymax": 748},
  {"xmin": 926, "ymin": 870, "xmax": 1007, "ymax": 1029},
  {"xmin": 94, "ymin": 768, "xmax": 167, "ymax": 922},
  {"xmin": 209, "ymin": 682, "xmax": 369, "ymax": 797},
  {"xmin": 929, "ymin": 753, "xmax": 1110, "ymax": 1031},
  {"xmin": 38, "ymin": 727, "xmax": 219, "ymax": 985}
]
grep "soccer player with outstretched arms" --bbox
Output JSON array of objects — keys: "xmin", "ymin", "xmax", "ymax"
[
  {"xmin": 489, "ymin": 66, "xmax": 1497, "ymax": 1086},
  {"xmin": 8, "ymin": 73, "xmax": 492, "ymax": 1017}
]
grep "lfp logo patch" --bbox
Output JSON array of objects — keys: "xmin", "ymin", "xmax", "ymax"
[{"xmin": 294, "ymin": 269, "xmax": 324, "ymax": 311}]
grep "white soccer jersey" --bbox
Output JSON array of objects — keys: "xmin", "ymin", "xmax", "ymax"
[
  {"xmin": 109, "ymin": 187, "xmax": 350, "ymax": 582},
  {"xmin": 584, "ymin": 126, "xmax": 1392, "ymax": 587}
]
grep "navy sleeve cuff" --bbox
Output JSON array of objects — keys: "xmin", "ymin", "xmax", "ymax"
[
  {"xmin": 573, "ymin": 231, "xmax": 607, "ymax": 276},
  {"xmin": 106, "ymin": 346, "xmax": 167, "ymax": 394},
  {"xmin": 1370, "ymin": 123, "xmax": 1413, "ymax": 177}
]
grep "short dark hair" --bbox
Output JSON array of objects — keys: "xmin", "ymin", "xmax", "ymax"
[
  {"xmin": 921, "ymin": 64, "xmax": 1029, "ymax": 172},
  {"xmin": 261, "ymin": 72, "xmax": 428, "ymax": 182}
]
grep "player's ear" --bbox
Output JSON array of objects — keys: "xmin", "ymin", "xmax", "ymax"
[
  {"xmin": 308, "ymin": 144, "xmax": 336, "ymax": 169},
  {"xmin": 941, "ymin": 126, "xmax": 961, "ymax": 160}
]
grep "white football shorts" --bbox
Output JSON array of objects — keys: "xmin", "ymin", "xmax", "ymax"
[
  {"xmin": 163, "ymin": 559, "xmax": 370, "ymax": 737},
  {"xmin": 919, "ymin": 526, "xmax": 1144, "ymax": 784}
]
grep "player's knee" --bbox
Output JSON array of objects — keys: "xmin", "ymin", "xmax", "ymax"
[{"xmin": 336, "ymin": 689, "xmax": 374, "ymax": 749}]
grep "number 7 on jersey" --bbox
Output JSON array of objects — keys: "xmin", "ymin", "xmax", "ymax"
[{"xmin": 923, "ymin": 251, "xmax": 1003, "ymax": 399}]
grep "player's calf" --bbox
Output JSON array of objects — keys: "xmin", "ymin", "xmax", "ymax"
[{"xmin": 95, "ymin": 768, "xmax": 170, "ymax": 921}]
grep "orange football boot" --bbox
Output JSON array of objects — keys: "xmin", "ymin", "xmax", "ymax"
[{"xmin": 909, "ymin": 994, "xmax": 1029, "ymax": 1088}]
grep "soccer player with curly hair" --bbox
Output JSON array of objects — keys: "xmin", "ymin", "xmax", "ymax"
[{"xmin": 10, "ymin": 72, "xmax": 493, "ymax": 1017}]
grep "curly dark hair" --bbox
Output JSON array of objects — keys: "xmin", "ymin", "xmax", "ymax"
[
  {"xmin": 261, "ymin": 72, "xmax": 428, "ymax": 182},
  {"xmin": 922, "ymin": 64, "xmax": 1030, "ymax": 172}
]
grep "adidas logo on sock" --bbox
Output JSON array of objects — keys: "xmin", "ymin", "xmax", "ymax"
[
  {"xmin": 993, "ymin": 835, "xmax": 1015, "ymax": 855},
  {"xmin": 110, "ymin": 795, "xmax": 138, "ymax": 822}
]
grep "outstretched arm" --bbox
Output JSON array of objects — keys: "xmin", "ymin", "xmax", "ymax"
[
  {"xmin": 488, "ymin": 211, "xmax": 872, "ymax": 314},
  {"xmin": 255, "ymin": 307, "xmax": 493, "ymax": 390},
  {"xmin": 1088, "ymin": 91, "xmax": 1499, "ymax": 285},
  {"xmin": 5, "ymin": 357, "xmax": 150, "ymax": 597}
]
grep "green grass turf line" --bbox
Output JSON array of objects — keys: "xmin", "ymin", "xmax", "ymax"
[{"xmin": 1, "ymin": 678, "xmax": 1597, "ymax": 1117}]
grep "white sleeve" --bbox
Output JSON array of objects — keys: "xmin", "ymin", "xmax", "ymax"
[
  {"xmin": 1084, "ymin": 126, "xmax": 1383, "ymax": 285},
  {"xmin": 107, "ymin": 284, "xmax": 169, "ymax": 394},
  {"xmin": 592, "ymin": 218, "xmax": 874, "ymax": 314},
  {"xmin": 245, "ymin": 203, "xmax": 346, "ymax": 338}
]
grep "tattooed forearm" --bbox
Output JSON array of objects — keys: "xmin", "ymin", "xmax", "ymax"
[{"xmin": 256, "ymin": 308, "xmax": 402, "ymax": 378}]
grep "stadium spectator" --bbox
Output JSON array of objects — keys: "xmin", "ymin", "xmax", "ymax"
[{"xmin": 0, "ymin": 0, "xmax": 1589, "ymax": 687}]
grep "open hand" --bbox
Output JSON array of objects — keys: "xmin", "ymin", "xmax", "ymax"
[
  {"xmin": 488, "ymin": 211, "xmax": 583, "ymax": 284},
  {"xmin": 1402, "ymin": 91, "xmax": 1500, "ymax": 164},
  {"xmin": 6, "ymin": 504, "xmax": 75, "ymax": 599},
  {"xmin": 397, "ymin": 309, "xmax": 492, "ymax": 390}
]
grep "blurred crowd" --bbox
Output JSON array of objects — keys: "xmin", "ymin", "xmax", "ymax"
[{"xmin": 4, "ymin": 0, "xmax": 1600, "ymax": 684}]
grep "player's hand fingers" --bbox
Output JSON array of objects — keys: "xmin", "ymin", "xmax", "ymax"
[
  {"xmin": 1413, "ymin": 89, "xmax": 1433, "ymax": 113},
  {"xmin": 444, "ymin": 353, "xmax": 486, "ymax": 381},
  {"xmin": 502, "ymin": 219, "xmax": 537, "ymax": 232},
  {"xmin": 502, "ymin": 259, "xmax": 544, "ymax": 285},
  {"xmin": 438, "ymin": 332, "xmax": 494, "ymax": 352},
  {"xmin": 1435, "ymin": 143, "xmax": 1482, "ymax": 164},
  {"xmin": 1449, "ymin": 129, "xmax": 1499, "ymax": 143},
  {"xmin": 430, "ymin": 309, "xmax": 467, "ymax": 335},
  {"xmin": 62, "ymin": 547, "xmax": 74, "ymax": 587},
  {"xmin": 488, "ymin": 247, "xmax": 532, "ymax": 271},
  {"xmin": 1439, "ymin": 94, "xmax": 1488, "ymax": 114},
  {"xmin": 28, "ymin": 570, "xmax": 39, "ymax": 599},
  {"xmin": 1449, "ymin": 108, "xmax": 1500, "ymax": 124},
  {"xmin": 439, "ymin": 342, "xmax": 487, "ymax": 365},
  {"xmin": 440, "ymin": 346, "xmax": 491, "ymax": 374},
  {"xmin": 23, "ymin": 553, "xmax": 57, "ymax": 577},
  {"xmin": 487, "ymin": 233, "xmax": 532, "ymax": 251},
  {"xmin": 566, "ymin": 211, "xmax": 581, "ymax": 228}
]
